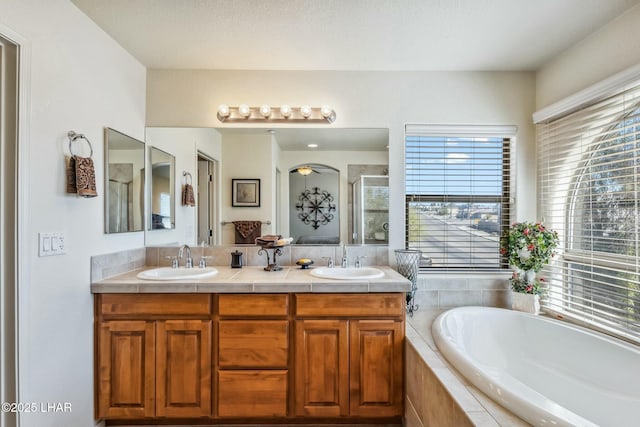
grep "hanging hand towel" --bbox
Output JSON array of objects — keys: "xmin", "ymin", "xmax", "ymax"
[
  {"xmin": 73, "ymin": 155, "xmax": 98, "ymax": 197},
  {"xmin": 232, "ymin": 221, "xmax": 262, "ymax": 244},
  {"xmin": 65, "ymin": 156, "xmax": 78, "ymax": 194},
  {"xmin": 182, "ymin": 183, "xmax": 196, "ymax": 206}
]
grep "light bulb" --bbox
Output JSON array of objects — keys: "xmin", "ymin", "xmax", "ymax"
[
  {"xmin": 300, "ymin": 105, "xmax": 312, "ymax": 118},
  {"xmin": 298, "ymin": 166, "xmax": 313, "ymax": 176},
  {"xmin": 238, "ymin": 104, "xmax": 251, "ymax": 118},
  {"xmin": 280, "ymin": 105, "xmax": 292, "ymax": 118},
  {"xmin": 217, "ymin": 104, "xmax": 230, "ymax": 119},
  {"xmin": 259, "ymin": 104, "xmax": 271, "ymax": 118},
  {"xmin": 320, "ymin": 105, "xmax": 333, "ymax": 118}
]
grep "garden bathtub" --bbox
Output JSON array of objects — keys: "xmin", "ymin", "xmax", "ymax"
[{"xmin": 432, "ymin": 306, "xmax": 640, "ymax": 427}]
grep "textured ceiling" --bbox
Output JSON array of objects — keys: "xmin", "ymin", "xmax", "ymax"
[{"xmin": 71, "ymin": 0, "xmax": 640, "ymax": 71}]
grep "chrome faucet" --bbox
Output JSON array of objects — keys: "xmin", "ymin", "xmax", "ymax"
[
  {"xmin": 178, "ymin": 244, "xmax": 193, "ymax": 268},
  {"xmin": 355, "ymin": 255, "xmax": 366, "ymax": 269},
  {"xmin": 341, "ymin": 243, "xmax": 348, "ymax": 268}
]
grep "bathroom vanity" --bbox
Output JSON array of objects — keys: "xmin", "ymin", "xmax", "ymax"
[{"xmin": 92, "ymin": 266, "xmax": 410, "ymax": 425}]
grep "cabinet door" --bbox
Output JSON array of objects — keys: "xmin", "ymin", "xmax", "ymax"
[
  {"xmin": 294, "ymin": 319, "xmax": 348, "ymax": 417},
  {"xmin": 98, "ymin": 320, "xmax": 155, "ymax": 418},
  {"xmin": 156, "ymin": 320, "xmax": 212, "ymax": 418},
  {"xmin": 349, "ymin": 319, "xmax": 404, "ymax": 417}
]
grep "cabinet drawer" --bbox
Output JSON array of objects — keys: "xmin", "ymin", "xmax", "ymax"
[
  {"xmin": 295, "ymin": 293, "xmax": 404, "ymax": 317},
  {"xmin": 100, "ymin": 294, "xmax": 211, "ymax": 317},
  {"xmin": 217, "ymin": 370, "xmax": 288, "ymax": 417},
  {"xmin": 218, "ymin": 294, "xmax": 288, "ymax": 317},
  {"xmin": 219, "ymin": 320, "xmax": 288, "ymax": 368}
]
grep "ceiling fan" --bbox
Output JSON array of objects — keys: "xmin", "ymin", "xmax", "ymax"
[{"xmin": 290, "ymin": 165, "xmax": 333, "ymax": 175}]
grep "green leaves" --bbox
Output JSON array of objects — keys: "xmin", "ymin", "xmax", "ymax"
[{"xmin": 500, "ymin": 222, "xmax": 559, "ymax": 272}]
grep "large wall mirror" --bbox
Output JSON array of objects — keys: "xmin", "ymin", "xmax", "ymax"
[
  {"xmin": 104, "ymin": 128, "xmax": 145, "ymax": 233},
  {"xmin": 217, "ymin": 127, "xmax": 389, "ymax": 245},
  {"xmin": 148, "ymin": 146, "xmax": 175, "ymax": 230}
]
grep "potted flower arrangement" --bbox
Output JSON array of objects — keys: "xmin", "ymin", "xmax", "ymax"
[{"xmin": 500, "ymin": 222, "xmax": 559, "ymax": 313}]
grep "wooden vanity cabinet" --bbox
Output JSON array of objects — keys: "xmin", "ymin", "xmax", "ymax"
[
  {"xmin": 294, "ymin": 294, "xmax": 404, "ymax": 418},
  {"xmin": 96, "ymin": 292, "xmax": 404, "ymax": 423},
  {"xmin": 96, "ymin": 294, "xmax": 212, "ymax": 419}
]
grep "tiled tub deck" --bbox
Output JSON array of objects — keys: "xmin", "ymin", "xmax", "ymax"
[{"xmin": 405, "ymin": 310, "xmax": 530, "ymax": 427}]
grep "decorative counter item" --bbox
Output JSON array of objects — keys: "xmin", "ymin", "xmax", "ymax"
[
  {"xmin": 230, "ymin": 250, "xmax": 243, "ymax": 268},
  {"xmin": 394, "ymin": 249, "xmax": 422, "ymax": 316},
  {"xmin": 257, "ymin": 246, "xmax": 283, "ymax": 271},
  {"xmin": 296, "ymin": 258, "xmax": 314, "ymax": 269},
  {"xmin": 255, "ymin": 234, "xmax": 293, "ymax": 271}
]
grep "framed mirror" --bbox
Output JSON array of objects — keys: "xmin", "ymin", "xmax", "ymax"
[
  {"xmin": 148, "ymin": 146, "xmax": 175, "ymax": 230},
  {"xmin": 104, "ymin": 128, "xmax": 145, "ymax": 233}
]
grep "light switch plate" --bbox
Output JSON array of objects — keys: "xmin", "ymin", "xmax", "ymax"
[{"xmin": 39, "ymin": 232, "xmax": 67, "ymax": 256}]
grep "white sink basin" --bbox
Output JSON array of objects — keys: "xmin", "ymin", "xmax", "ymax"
[
  {"xmin": 309, "ymin": 267, "xmax": 385, "ymax": 280},
  {"xmin": 137, "ymin": 267, "xmax": 218, "ymax": 281}
]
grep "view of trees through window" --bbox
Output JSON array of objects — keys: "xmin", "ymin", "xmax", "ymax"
[{"xmin": 567, "ymin": 108, "xmax": 640, "ymax": 330}]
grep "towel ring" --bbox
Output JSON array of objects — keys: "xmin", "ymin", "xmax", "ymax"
[
  {"xmin": 68, "ymin": 131, "xmax": 94, "ymax": 158},
  {"xmin": 183, "ymin": 171, "xmax": 193, "ymax": 185}
]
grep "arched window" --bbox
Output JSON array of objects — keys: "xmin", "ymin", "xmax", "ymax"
[{"xmin": 539, "ymin": 94, "xmax": 640, "ymax": 342}]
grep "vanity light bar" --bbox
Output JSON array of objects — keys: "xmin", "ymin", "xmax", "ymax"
[{"xmin": 217, "ymin": 104, "xmax": 336, "ymax": 123}]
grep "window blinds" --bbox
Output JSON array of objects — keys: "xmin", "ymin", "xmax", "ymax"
[
  {"xmin": 538, "ymin": 84, "xmax": 640, "ymax": 343},
  {"xmin": 405, "ymin": 125, "xmax": 515, "ymax": 270}
]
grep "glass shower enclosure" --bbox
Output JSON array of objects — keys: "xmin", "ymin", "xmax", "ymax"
[{"xmin": 352, "ymin": 175, "xmax": 389, "ymax": 244}]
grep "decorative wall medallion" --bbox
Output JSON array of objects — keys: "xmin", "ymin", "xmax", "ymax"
[{"xmin": 296, "ymin": 187, "xmax": 336, "ymax": 229}]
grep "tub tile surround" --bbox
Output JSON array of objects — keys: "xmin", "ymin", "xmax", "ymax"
[
  {"xmin": 405, "ymin": 310, "xmax": 530, "ymax": 427},
  {"xmin": 414, "ymin": 273, "xmax": 512, "ymax": 309}
]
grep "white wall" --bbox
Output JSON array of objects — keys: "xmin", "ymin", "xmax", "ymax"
[
  {"xmin": 536, "ymin": 3, "xmax": 640, "ymax": 108},
  {"xmin": 145, "ymin": 127, "xmax": 222, "ymax": 246},
  {"xmin": 147, "ymin": 70, "xmax": 538, "ymax": 255},
  {"xmin": 219, "ymin": 132, "xmax": 276, "ymax": 243},
  {"xmin": 0, "ymin": 1, "xmax": 146, "ymax": 426}
]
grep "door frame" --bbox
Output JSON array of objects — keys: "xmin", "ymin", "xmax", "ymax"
[
  {"xmin": 0, "ymin": 24, "xmax": 32, "ymax": 427},
  {"xmin": 196, "ymin": 152, "xmax": 219, "ymax": 245}
]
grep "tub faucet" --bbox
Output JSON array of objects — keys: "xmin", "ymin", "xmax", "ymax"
[
  {"xmin": 178, "ymin": 244, "xmax": 193, "ymax": 268},
  {"xmin": 341, "ymin": 243, "xmax": 348, "ymax": 268}
]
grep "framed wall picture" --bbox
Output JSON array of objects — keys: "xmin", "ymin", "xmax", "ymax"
[{"xmin": 232, "ymin": 179, "xmax": 260, "ymax": 207}]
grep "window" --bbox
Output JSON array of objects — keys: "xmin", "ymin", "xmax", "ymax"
[
  {"xmin": 538, "ymin": 86, "xmax": 640, "ymax": 342},
  {"xmin": 405, "ymin": 125, "xmax": 515, "ymax": 270}
]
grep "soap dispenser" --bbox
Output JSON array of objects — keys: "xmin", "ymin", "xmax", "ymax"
[{"xmin": 230, "ymin": 250, "xmax": 243, "ymax": 268}]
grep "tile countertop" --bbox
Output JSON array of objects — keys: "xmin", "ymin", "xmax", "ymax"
[{"xmin": 91, "ymin": 265, "xmax": 412, "ymax": 294}]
